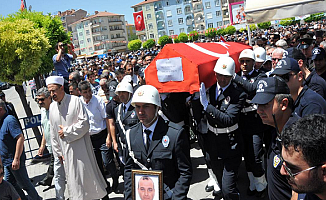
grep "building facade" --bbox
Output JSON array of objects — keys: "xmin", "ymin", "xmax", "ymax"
[
  {"xmin": 126, "ymin": 23, "xmax": 136, "ymax": 40},
  {"xmin": 56, "ymin": 9, "xmax": 87, "ymax": 32},
  {"xmin": 69, "ymin": 11, "xmax": 128, "ymax": 55}
]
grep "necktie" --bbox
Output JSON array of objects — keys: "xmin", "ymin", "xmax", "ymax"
[
  {"xmin": 122, "ymin": 105, "xmax": 126, "ymax": 118},
  {"xmin": 216, "ymin": 88, "xmax": 223, "ymax": 100},
  {"xmin": 144, "ymin": 129, "xmax": 151, "ymax": 152}
]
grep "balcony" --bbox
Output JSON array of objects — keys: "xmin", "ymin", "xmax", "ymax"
[
  {"xmin": 112, "ymin": 36, "xmax": 126, "ymax": 41},
  {"xmin": 108, "ymin": 21, "xmax": 123, "ymax": 26},
  {"xmin": 186, "ymin": 19, "xmax": 193, "ymax": 26},
  {"xmin": 114, "ymin": 45, "xmax": 127, "ymax": 51},
  {"xmin": 92, "ymin": 31, "xmax": 101, "ymax": 36},
  {"xmin": 195, "ymin": 19, "xmax": 205, "ymax": 24},
  {"xmin": 91, "ymin": 22, "xmax": 101, "ymax": 27},
  {"xmin": 157, "ymin": 21, "xmax": 165, "ymax": 30},
  {"xmin": 154, "ymin": 3, "xmax": 163, "ymax": 11},
  {"xmin": 156, "ymin": 10, "xmax": 164, "ymax": 21},
  {"xmin": 183, "ymin": 0, "xmax": 191, "ymax": 4}
]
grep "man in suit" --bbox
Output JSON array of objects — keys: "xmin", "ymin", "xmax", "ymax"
[
  {"xmin": 114, "ymin": 82, "xmax": 139, "ymax": 166},
  {"xmin": 124, "ymin": 85, "xmax": 192, "ymax": 200},
  {"xmin": 199, "ymin": 56, "xmax": 247, "ymax": 200}
]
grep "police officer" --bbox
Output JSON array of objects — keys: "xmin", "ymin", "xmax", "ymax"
[
  {"xmin": 199, "ymin": 56, "xmax": 247, "ymax": 200},
  {"xmin": 233, "ymin": 49, "xmax": 268, "ymax": 198},
  {"xmin": 114, "ymin": 82, "xmax": 139, "ymax": 165},
  {"xmin": 124, "ymin": 85, "xmax": 192, "ymax": 200}
]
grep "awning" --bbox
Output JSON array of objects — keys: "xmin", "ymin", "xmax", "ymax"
[{"xmin": 245, "ymin": 0, "xmax": 326, "ymax": 24}]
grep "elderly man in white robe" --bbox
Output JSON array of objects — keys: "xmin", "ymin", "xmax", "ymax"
[{"xmin": 46, "ymin": 76, "xmax": 107, "ymax": 200}]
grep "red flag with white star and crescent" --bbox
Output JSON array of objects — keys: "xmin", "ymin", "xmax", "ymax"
[
  {"xmin": 20, "ymin": 0, "xmax": 26, "ymax": 11},
  {"xmin": 133, "ymin": 11, "xmax": 145, "ymax": 31}
]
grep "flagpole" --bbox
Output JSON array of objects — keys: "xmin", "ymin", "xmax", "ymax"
[{"xmin": 24, "ymin": 0, "xmax": 27, "ymax": 8}]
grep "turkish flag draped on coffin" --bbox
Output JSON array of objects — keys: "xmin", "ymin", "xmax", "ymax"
[
  {"xmin": 133, "ymin": 11, "xmax": 145, "ymax": 31},
  {"xmin": 145, "ymin": 42, "xmax": 252, "ymax": 94}
]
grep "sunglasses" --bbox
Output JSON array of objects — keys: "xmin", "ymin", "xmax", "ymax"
[
  {"xmin": 35, "ymin": 98, "xmax": 45, "ymax": 102},
  {"xmin": 278, "ymin": 73, "xmax": 296, "ymax": 82},
  {"xmin": 279, "ymin": 154, "xmax": 323, "ymax": 178}
]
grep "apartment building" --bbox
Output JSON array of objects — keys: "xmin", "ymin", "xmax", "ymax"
[
  {"xmin": 69, "ymin": 11, "xmax": 128, "ymax": 55},
  {"xmin": 56, "ymin": 9, "xmax": 87, "ymax": 32}
]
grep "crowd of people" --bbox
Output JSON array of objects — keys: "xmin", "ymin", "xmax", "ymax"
[{"xmin": 1, "ymin": 19, "xmax": 326, "ymax": 200}]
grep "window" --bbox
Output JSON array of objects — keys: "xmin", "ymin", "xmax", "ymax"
[
  {"xmin": 166, "ymin": 10, "xmax": 172, "ymax": 17},
  {"xmin": 87, "ymin": 38, "xmax": 91, "ymax": 43},
  {"xmin": 89, "ymin": 47, "xmax": 93, "ymax": 51},
  {"xmin": 150, "ymin": 34, "xmax": 154, "ymax": 38},
  {"xmin": 223, "ymin": 20, "xmax": 230, "ymax": 25},
  {"xmin": 102, "ymin": 26, "xmax": 107, "ymax": 31},
  {"xmin": 217, "ymin": 21, "xmax": 222, "ymax": 26},
  {"xmin": 216, "ymin": 11, "xmax": 221, "ymax": 16},
  {"xmin": 85, "ymin": 21, "xmax": 89, "ymax": 27},
  {"xmin": 80, "ymin": 40, "xmax": 84, "ymax": 45},
  {"xmin": 207, "ymin": 12, "xmax": 213, "ymax": 19},
  {"xmin": 185, "ymin": 6, "xmax": 191, "ymax": 13},
  {"xmin": 208, "ymin": 23, "xmax": 213, "ymax": 28},
  {"xmin": 178, "ymin": 18, "xmax": 184, "ymax": 24},
  {"xmin": 169, "ymin": 30, "xmax": 174, "ymax": 35},
  {"xmin": 168, "ymin": 20, "xmax": 173, "ymax": 27},
  {"xmin": 148, "ymin": 23, "xmax": 153, "ymax": 30},
  {"xmin": 86, "ymin": 30, "xmax": 90, "ymax": 35},
  {"xmin": 146, "ymin": 5, "xmax": 150, "ymax": 11},
  {"xmin": 166, "ymin": 1, "xmax": 169, "ymax": 6},
  {"xmin": 205, "ymin": 2, "xmax": 211, "ymax": 9},
  {"xmin": 180, "ymin": 28, "xmax": 185, "ymax": 33},
  {"xmin": 215, "ymin": 0, "xmax": 220, "ymax": 6},
  {"xmin": 147, "ymin": 14, "xmax": 152, "ymax": 20},
  {"xmin": 111, "ymin": 34, "xmax": 115, "ymax": 39},
  {"xmin": 177, "ymin": 8, "xmax": 182, "ymax": 14},
  {"xmin": 79, "ymin": 32, "xmax": 83, "ymax": 36},
  {"xmin": 102, "ymin": 35, "xmax": 108, "ymax": 40}
]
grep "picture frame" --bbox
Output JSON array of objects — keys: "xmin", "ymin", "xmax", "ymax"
[{"xmin": 132, "ymin": 169, "xmax": 163, "ymax": 200}]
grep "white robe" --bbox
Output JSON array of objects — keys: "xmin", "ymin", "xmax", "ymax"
[{"xmin": 49, "ymin": 94, "xmax": 107, "ymax": 200}]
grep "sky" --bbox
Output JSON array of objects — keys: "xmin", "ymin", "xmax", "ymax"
[{"xmin": 0, "ymin": 0, "xmax": 142, "ymax": 24}]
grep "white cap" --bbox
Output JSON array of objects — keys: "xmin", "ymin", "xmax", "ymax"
[
  {"xmin": 254, "ymin": 47, "xmax": 266, "ymax": 62},
  {"xmin": 46, "ymin": 76, "xmax": 64, "ymax": 86},
  {"xmin": 239, "ymin": 49, "xmax": 255, "ymax": 61},
  {"xmin": 131, "ymin": 85, "xmax": 161, "ymax": 107},
  {"xmin": 214, "ymin": 56, "xmax": 235, "ymax": 76},
  {"xmin": 121, "ymin": 75, "xmax": 132, "ymax": 84},
  {"xmin": 115, "ymin": 82, "xmax": 133, "ymax": 94}
]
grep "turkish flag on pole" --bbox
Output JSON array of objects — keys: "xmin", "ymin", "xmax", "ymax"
[
  {"xmin": 133, "ymin": 11, "xmax": 145, "ymax": 31},
  {"xmin": 20, "ymin": 0, "xmax": 26, "ymax": 10},
  {"xmin": 219, "ymin": 36, "xmax": 226, "ymax": 42}
]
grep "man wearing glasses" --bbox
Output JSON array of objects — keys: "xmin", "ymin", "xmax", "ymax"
[
  {"xmin": 270, "ymin": 48, "xmax": 284, "ymax": 73},
  {"xmin": 271, "ymin": 58, "xmax": 326, "ymax": 117},
  {"xmin": 280, "ymin": 114, "xmax": 326, "ymax": 200},
  {"xmin": 251, "ymin": 76, "xmax": 298, "ymax": 200}
]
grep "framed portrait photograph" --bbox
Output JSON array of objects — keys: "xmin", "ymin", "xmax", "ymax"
[{"xmin": 132, "ymin": 169, "xmax": 163, "ymax": 200}]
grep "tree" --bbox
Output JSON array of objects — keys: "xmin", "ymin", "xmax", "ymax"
[
  {"xmin": 205, "ymin": 28, "xmax": 217, "ymax": 39},
  {"xmin": 142, "ymin": 39, "xmax": 156, "ymax": 49},
  {"xmin": 304, "ymin": 13, "xmax": 324, "ymax": 23},
  {"xmin": 2, "ymin": 10, "xmax": 70, "ymax": 84},
  {"xmin": 128, "ymin": 39, "xmax": 142, "ymax": 51},
  {"xmin": 224, "ymin": 26, "xmax": 236, "ymax": 35},
  {"xmin": 280, "ymin": 17, "xmax": 298, "ymax": 26},
  {"xmin": 0, "ymin": 18, "xmax": 50, "ymax": 145},
  {"xmin": 158, "ymin": 35, "xmax": 173, "ymax": 47},
  {"xmin": 216, "ymin": 28, "xmax": 226, "ymax": 36},
  {"xmin": 249, "ymin": 24, "xmax": 257, "ymax": 31},
  {"xmin": 178, "ymin": 33, "xmax": 188, "ymax": 43},
  {"xmin": 188, "ymin": 30, "xmax": 199, "ymax": 42},
  {"xmin": 257, "ymin": 21, "xmax": 271, "ymax": 29},
  {"xmin": 174, "ymin": 37, "xmax": 180, "ymax": 43}
]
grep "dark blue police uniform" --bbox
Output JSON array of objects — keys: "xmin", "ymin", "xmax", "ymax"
[{"xmin": 304, "ymin": 70, "xmax": 326, "ymax": 100}]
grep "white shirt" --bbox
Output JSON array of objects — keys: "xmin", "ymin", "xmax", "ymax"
[
  {"xmin": 216, "ymin": 81, "xmax": 231, "ymax": 100},
  {"xmin": 122, "ymin": 100, "xmax": 131, "ymax": 115},
  {"xmin": 141, "ymin": 118, "xmax": 158, "ymax": 146},
  {"xmin": 80, "ymin": 95, "xmax": 107, "ymax": 135}
]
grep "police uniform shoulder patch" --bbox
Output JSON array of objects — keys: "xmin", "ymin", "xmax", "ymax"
[
  {"xmin": 131, "ymin": 111, "xmax": 135, "ymax": 118},
  {"xmin": 273, "ymin": 155, "xmax": 281, "ymax": 168},
  {"xmin": 224, "ymin": 96, "xmax": 231, "ymax": 104},
  {"xmin": 162, "ymin": 135, "xmax": 170, "ymax": 148}
]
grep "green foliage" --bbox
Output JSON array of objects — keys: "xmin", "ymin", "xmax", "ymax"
[
  {"xmin": 142, "ymin": 39, "xmax": 156, "ymax": 49},
  {"xmin": 128, "ymin": 34, "xmax": 138, "ymax": 41},
  {"xmin": 128, "ymin": 39, "xmax": 142, "ymax": 51},
  {"xmin": 304, "ymin": 13, "xmax": 324, "ymax": 23},
  {"xmin": 158, "ymin": 35, "xmax": 173, "ymax": 47},
  {"xmin": 1, "ymin": 10, "xmax": 70, "ymax": 76},
  {"xmin": 178, "ymin": 33, "xmax": 188, "ymax": 43},
  {"xmin": 174, "ymin": 37, "xmax": 180, "ymax": 43},
  {"xmin": 188, "ymin": 30, "xmax": 199, "ymax": 42},
  {"xmin": 257, "ymin": 21, "xmax": 271, "ymax": 29},
  {"xmin": 239, "ymin": 27, "xmax": 246, "ymax": 33},
  {"xmin": 205, "ymin": 28, "xmax": 217, "ymax": 39},
  {"xmin": 249, "ymin": 24, "xmax": 257, "ymax": 31},
  {"xmin": 224, "ymin": 26, "xmax": 236, "ymax": 35},
  {"xmin": 0, "ymin": 19, "xmax": 50, "ymax": 84},
  {"xmin": 216, "ymin": 28, "xmax": 226, "ymax": 36},
  {"xmin": 280, "ymin": 17, "xmax": 298, "ymax": 26}
]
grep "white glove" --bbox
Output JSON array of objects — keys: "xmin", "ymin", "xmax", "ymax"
[{"xmin": 199, "ymin": 82, "xmax": 208, "ymax": 110}]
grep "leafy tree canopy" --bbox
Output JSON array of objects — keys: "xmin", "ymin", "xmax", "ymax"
[
  {"xmin": 128, "ymin": 39, "xmax": 142, "ymax": 51},
  {"xmin": 142, "ymin": 39, "xmax": 156, "ymax": 49},
  {"xmin": 158, "ymin": 35, "xmax": 173, "ymax": 47}
]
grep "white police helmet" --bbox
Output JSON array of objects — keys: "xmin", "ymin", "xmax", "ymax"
[
  {"xmin": 239, "ymin": 49, "xmax": 255, "ymax": 61},
  {"xmin": 254, "ymin": 47, "xmax": 266, "ymax": 62},
  {"xmin": 131, "ymin": 85, "xmax": 161, "ymax": 107},
  {"xmin": 214, "ymin": 56, "xmax": 235, "ymax": 76},
  {"xmin": 115, "ymin": 82, "xmax": 133, "ymax": 95}
]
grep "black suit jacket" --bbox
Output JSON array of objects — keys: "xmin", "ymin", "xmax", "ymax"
[{"xmin": 124, "ymin": 116, "xmax": 192, "ymax": 200}]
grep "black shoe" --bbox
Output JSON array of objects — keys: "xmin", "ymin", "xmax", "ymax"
[
  {"xmin": 256, "ymin": 188, "xmax": 266, "ymax": 198},
  {"xmin": 112, "ymin": 177, "xmax": 119, "ymax": 192},
  {"xmin": 247, "ymin": 187, "xmax": 257, "ymax": 196},
  {"xmin": 205, "ymin": 185, "xmax": 214, "ymax": 192},
  {"xmin": 213, "ymin": 190, "xmax": 223, "ymax": 200},
  {"xmin": 37, "ymin": 178, "xmax": 52, "ymax": 186}
]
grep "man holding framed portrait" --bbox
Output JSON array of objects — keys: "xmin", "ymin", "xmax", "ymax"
[{"xmin": 124, "ymin": 85, "xmax": 192, "ymax": 200}]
